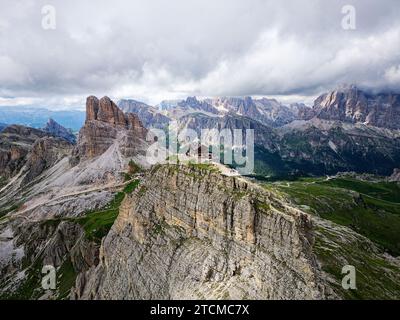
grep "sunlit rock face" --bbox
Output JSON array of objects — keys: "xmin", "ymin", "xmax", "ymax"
[
  {"xmin": 71, "ymin": 96, "xmax": 148, "ymax": 164},
  {"xmin": 72, "ymin": 164, "xmax": 334, "ymax": 300},
  {"xmin": 303, "ymin": 85, "xmax": 400, "ymax": 130}
]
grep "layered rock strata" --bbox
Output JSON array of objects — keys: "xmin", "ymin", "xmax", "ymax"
[
  {"xmin": 71, "ymin": 96, "xmax": 148, "ymax": 164},
  {"xmin": 73, "ymin": 164, "xmax": 333, "ymax": 300}
]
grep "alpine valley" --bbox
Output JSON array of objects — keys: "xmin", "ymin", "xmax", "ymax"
[{"xmin": 1, "ymin": 85, "xmax": 400, "ymax": 300}]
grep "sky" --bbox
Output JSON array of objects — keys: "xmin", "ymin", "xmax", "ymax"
[{"xmin": 0, "ymin": 0, "xmax": 399, "ymax": 109}]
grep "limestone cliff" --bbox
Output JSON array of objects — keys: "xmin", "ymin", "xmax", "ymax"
[
  {"xmin": 71, "ymin": 96, "xmax": 148, "ymax": 164},
  {"xmin": 72, "ymin": 164, "xmax": 334, "ymax": 300}
]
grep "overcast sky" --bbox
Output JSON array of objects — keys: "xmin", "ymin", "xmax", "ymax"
[{"xmin": 0, "ymin": 0, "xmax": 399, "ymax": 109}]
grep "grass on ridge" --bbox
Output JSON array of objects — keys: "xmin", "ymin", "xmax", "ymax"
[
  {"xmin": 270, "ymin": 177, "xmax": 400, "ymax": 256},
  {"xmin": 77, "ymin": 179, "xmax": 140, "ymax": 243}
]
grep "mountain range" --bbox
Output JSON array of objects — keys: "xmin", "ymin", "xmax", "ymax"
[
  {"xmin": 1, "ymin": 85, "xmax": 400, "ymax": 300},
  {"xmin": 118, "ymin": 85, "xmax": 400, "ymax": 177}
]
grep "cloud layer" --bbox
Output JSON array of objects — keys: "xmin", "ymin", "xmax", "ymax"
[{"xmin": 0, "ymin": 0, "xmax": 399, "ymax": 107}]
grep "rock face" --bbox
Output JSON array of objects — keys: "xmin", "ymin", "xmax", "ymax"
[
  {"xmin": 173, "ymin": 96, "xmax": 306, "ymax": 127},
  {"xmin": 389, "ymin": 169, "xmax": 400, "ymax": 182},
  {"xmin": 22, "ymin": 137, "xmax": 72, "ymax": 184},
  {"xmin": 177, "ymin": 112, "xmax": 400, "ymax": 176},
  {"xmin": 0, "ymin": 216, "xmax": 101, "ymax": 299},
  {"xmin": 303, "ymin": 85, "xmax": 400, "ymax": 129},
  {"xmin": 177, "ymin": 112, "xmax": 279, "ymax": 152},
  {"xmin": 71, "ymin": 96, "xmax": 148, "ymax": 163},
  {"xmin": 179, "ymin": 96, "xmax": 220, "ymax": 115},
  {"xmin": 87, "ymin": 96, "xmax": 126, "ymax": 126},
  {"xmin": 273, "ymin": 119, "xmax": 400, "ymax": 176},
  {"xmin": 72, "ymin": 164, "xmax": 332, "ymax": 300},
  {"xmin": 0, "ymin": 125, "xmax": 48, "ymax": 180},
  {"xmin": 118, "ymin": 99, "xmax": 171, "ymax": 129},
  {"xmin": 43, "ymin": 118, "xmax": 76, "ymax": 144}
]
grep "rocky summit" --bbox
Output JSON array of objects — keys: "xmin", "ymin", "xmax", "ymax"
[
  {"xmin": 43, "ymin": 118, "xmax": 76, "ymax": 144},
  {"xmin": 303, "ymin": 85, "xmax": 400, "ymax": 129},
  {"xmin": 71, "ymin": 96, "xmax": 148, "ymax": 164}
]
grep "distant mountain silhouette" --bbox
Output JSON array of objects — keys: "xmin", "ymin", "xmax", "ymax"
[{"xmin": 0, "ymin": 106, "xmax": 85, "ymax": 132}]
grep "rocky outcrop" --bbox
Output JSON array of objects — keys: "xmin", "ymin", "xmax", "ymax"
[
  {"xmin": 71, "ymin": 96, "xmax": 148, "ymax": 164},
  {"xmin": 72, "ymin": 164, "xmax": 332, "ymax": 300},
  {"xmin": 0, "ymin": 125, "xmax": 47, "ymax": 140},
  {"xmin": 85, "ymin": 96, "xmax": 148, "ymax": 132},
  {"xmin": 0, "ymin": 217, "xmax": 101, "ymax": 299},
  {"xmin": 0, "ymin": 125, "xmax": 48, "ymax": 180},
  {"xmin": 88, "ymin": 96, "xmax": 126, "ymax": 126},
  {"xmin": 304, "ymin": 85, "xmax": 400, "ymax": 129},
  {"xmin": 22, "ymin": 137, "xmax": 73, "ymax": 184},
  {"xmin": 43, "ymin": 118, "xmax": 76, "ymax": 144}
]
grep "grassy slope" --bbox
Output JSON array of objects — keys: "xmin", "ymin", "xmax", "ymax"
[
  {"xmin": 272, "ymin": 177, "xmax": 400, "ymax": 256},
  {"xmin": 265, "ymin": 176, "xmax": 400, "ymax": 299}
]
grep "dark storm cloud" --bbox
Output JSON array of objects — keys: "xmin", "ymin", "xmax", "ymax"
[{"xmin": 0, "ymin": 0, "xmax": 399, "ymax": 106}]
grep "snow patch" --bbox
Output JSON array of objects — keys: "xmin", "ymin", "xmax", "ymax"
[{"xmin": 328, "ymin": 140, "xmax": 338, "ymax": 153}]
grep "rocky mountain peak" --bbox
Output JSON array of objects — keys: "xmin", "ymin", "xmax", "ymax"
[
  {"xmin": 1, "ymin": 124, "xmax": 47, "ymax": 138},
  {"xmin": 86, "ymin": 96, "xmax": 100, "ymax": 122},
  {"xmin": 118, "ymin": 99, "xmax": 151, "ymax": 111},
  {"xmin": 43, "ymin": 118, "xmax": 76, "ymax": 144},
  {"xmin": 306, "ymin": 85, "xmax": 400, "ymax": 129},
  {"xmin": 84, "ymin": 96, "xmax": 147, "ymax": 134},
  {"xmin": 71, "ymin": 96, "xmax": 148, "ymax": 164},
  {"xmin": 185, "ymin": 96, "xmax": 200, "ymax": 105},
  {"xmin": 86, "ymin": 96, "xmax": 126, "ymax": 127},
  {"xmin": 178, "ymin": 96, "xmax": 219, "ymax": 114}
]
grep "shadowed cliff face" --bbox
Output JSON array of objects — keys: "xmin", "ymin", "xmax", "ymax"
[
  {"xmin": 72, "ymin": 164, "xmax": 334, "ymax": 300},
  {"xmin": 21, "ymin": 137, "xmax": 72, "ymax": 185},
  {"xmin": 0, "ymin": 125, "xmax": 53, "ymax": 180}
]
